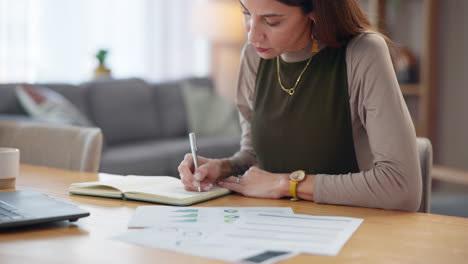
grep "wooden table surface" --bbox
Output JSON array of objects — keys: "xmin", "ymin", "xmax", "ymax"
[{"xmin": 1, "ymin": 164, "xmax": 467, "ymax": 264}]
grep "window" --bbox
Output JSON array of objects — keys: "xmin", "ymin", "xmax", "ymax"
[{"xmin": 0, "ymin": 0, "xmax": 210, "ymax": 83}]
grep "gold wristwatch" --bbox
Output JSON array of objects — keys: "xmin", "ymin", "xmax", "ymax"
[{"xmin": 289, "ymin": 170, "xmax": 306, "ymax": 201}]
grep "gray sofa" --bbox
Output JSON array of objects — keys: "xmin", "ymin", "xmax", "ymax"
[{"xmin": 0, "ymin": 78, "xmax": 240, "ymax": 176}]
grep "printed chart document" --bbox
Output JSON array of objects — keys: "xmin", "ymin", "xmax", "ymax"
[
  {"xmin": 116, "ymin": 206, "xmax": 363, "ymax": 263},
  {"xmin": 117, "ymin": 225, "xmax": 298, "ymax": 264},
  {"xmin": 118, "ymin": 207, "xmax": 297, "ymax": 263},
  {"xmin": 215, "ymin": 212, "xmax": 364, "ymax": 256},
  {"xmin": 128, "ymin": 206, "xmax": 294, "ymax": 228}
]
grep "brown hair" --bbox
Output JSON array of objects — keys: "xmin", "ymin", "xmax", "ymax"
[{"xmin": 276, "ymin": 0, "xmax": 395, "ymax": 52}]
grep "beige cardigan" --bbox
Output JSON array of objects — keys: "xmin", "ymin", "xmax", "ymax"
[{"xmin": 227, "ymin": 33, "xmax": 422, "ymax": 211}]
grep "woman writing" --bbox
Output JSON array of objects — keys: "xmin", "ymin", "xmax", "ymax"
[{"xmin": 178, "ymin": 0, "xmax": 422, "ymax": 211}]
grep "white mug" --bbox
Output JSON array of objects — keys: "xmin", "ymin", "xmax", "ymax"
[{"xmin": 0, "ymin": 148, "xmax": 20, "ymax": 189}]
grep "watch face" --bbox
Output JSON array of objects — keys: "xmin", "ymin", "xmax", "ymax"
[{"xmin": 290, "ymin": 170, "xmax": 305, "ymax": 181}]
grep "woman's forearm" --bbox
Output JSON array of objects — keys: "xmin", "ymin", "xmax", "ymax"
[{"xmin": 296, "ymin": 174, "xmax": 315, "ymax": 201}]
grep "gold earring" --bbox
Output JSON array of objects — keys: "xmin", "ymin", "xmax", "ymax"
[
  {"xmin": 311, "ymin": 36, "xmax": 319, "ymax": 53},
  {"xmin": 311, "ymin": 19, "xmax": 319, "ymax": 53}
]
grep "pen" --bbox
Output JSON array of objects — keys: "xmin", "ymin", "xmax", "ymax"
[{"xmin": 189, "ymin": 132, "xmax": 201, "ymax": 192}]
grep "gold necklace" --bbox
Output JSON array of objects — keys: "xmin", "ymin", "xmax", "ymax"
[{"xmin": 276, "ymin": 56, "xmax": 312, "ymax": 96}]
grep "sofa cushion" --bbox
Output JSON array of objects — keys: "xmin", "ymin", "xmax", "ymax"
[
  {"xmin": 0, "ymin": 84, "xmax": 28, "ymax": 115},
  {"xmin": 84, "ymin": 78, "xmax": 161, "ymax": 145},
  {"xmin": 181, "ymin": 79, "xmax": 240, "ymax": 137},
  {"xmin": 41, "ymin": 83, "xmax": 90, "ymax": 118},
  {"xmin": 15, "ymin": 84, "xmax": 92, "ymax": 126},
  {"xmin": 100, "ymin": 136, "xmax": 240, "ymax": 176},
  {"xmin": 151, "ymin": 81, "xmax": 188, "ymax": 138}
]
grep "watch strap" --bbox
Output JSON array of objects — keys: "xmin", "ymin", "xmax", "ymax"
[{"xmin": 290, "ymin": 180, "xmax": 299, "ymax": 201}]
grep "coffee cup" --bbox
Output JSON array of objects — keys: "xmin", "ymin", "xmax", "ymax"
[{"xmin": 0, "ymin": 148, "xmax": 20, "ymax": 189}]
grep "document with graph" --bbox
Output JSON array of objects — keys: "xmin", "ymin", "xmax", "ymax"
[
  {"xmin": 117, "ymin": 206, "xmax": 363, "ymax": 262},
  {"xmin": 128, "ymin": 206, "xmax": 294, "ymax": 228},
  {"xmin": 119, "ymin": 206, "xmax": 297, "ymax": 263},
  {"xmin": 219, "ymin": 212, "xmax": 363, "ymax": 256}
]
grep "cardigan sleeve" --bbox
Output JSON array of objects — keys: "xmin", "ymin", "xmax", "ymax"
[
  {"xmin": 226, "ymin": 44, "xmax": 260, "ymax": 175},
  {"xmin": 313, "ymin": 34, "xmax": 422, "ymax": 211}
]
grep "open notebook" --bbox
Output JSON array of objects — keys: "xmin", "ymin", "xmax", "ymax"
[{"xmin": 69, "ymin": 174, "xmax": 231, "ymax": 206}]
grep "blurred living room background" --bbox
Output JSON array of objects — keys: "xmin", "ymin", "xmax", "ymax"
[{"xmin": 0, "ymin": 0, "xmax": 467, "ymax": 216}]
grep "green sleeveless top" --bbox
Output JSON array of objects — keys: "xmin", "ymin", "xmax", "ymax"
[{"xmin": 251, "ymin": 45, "xmax": 359, "ymax": 175}]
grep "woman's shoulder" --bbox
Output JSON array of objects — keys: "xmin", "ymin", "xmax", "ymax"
[
  {"xmin": 242, "ymin": 43, "xmax": 258, "ymax": 58},
  {"xmin": 347, "ymin": 32, "xmax": 389, "ymax": 57},
  {"xmin": 241, "ymin": 43, "xmax": 261, "ymax": 74}
]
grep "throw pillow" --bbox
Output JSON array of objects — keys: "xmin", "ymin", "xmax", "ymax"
[
  {"xmin": 181, "ymin": 80, "xmax": 240, "ymax": 137},
  {"xmin": 15, "ymin": 84, "xmax": 92, "ymax": 126}
]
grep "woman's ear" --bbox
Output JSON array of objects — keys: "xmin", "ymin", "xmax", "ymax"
[{"xmin": 307, "ymin": 12, "xmax": 315, "ymax": 21}]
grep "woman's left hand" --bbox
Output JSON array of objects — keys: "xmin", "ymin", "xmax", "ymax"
[{"xmin": 217, "ymin": 166, "xmax": 289, "ymax": 199}]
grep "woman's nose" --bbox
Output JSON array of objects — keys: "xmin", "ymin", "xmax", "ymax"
[{"xmin": 247, "ymin": 21, "xmax": 264, "ymax": 45}]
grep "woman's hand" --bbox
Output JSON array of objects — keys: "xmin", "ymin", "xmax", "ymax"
[
  {"xmin": 218, "ymin": 166, "xmax": 289, "ymax": 199},
  {"xmin": 178, "ymin": 154, "xmax": 230, "ymax": 192}
]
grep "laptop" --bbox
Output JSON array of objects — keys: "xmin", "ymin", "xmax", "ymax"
[{"xmin": 0, "ymin": 190, "xmax": 90, "ymax": 229}]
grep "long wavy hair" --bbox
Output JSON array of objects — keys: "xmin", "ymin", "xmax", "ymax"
[{"xmin": 277, "ymin": 0, "xmax": 395, "ymax": 55}]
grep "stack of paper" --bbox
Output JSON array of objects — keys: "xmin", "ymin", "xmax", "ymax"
[{"xmin": 115, "ymin": 206, "xmax": 363, "ymax": 263}]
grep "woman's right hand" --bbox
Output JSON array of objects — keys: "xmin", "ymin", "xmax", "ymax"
[{"xmin": 178, "ymin": 154, "xmax": 229, "ymax": 192}]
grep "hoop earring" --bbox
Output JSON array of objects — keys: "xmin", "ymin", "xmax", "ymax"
[{"xmin": 311, "ymin": 19, "xmax": 319, "ymax": 53}]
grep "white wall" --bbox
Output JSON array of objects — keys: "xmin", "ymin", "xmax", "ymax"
[{"xmin": 436, "ymin": 0, "xmax": 468, "ymax": 169}]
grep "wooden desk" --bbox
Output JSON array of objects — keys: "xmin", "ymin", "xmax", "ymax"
[{"xmin": 1, "ymin": 165, "xmax": 467, "ymax": 264}]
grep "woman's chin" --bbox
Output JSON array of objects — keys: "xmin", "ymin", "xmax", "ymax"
[{"xmin": 256, "ymin": 51, "xmax": 278, "ymax": 59}]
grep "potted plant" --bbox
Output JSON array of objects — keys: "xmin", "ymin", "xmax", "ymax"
[{"xmin": 93, "ymin": 49, "xmax": 112, "ymax": 80}]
